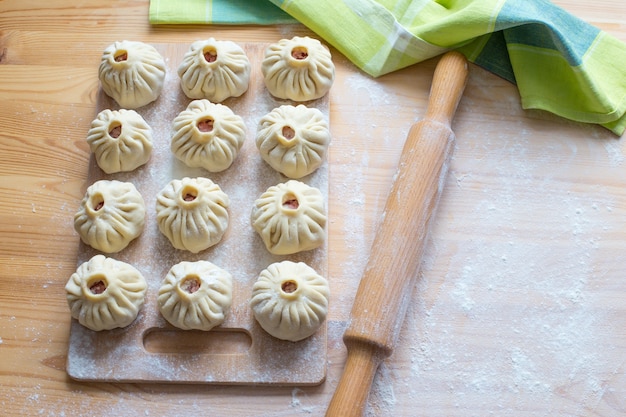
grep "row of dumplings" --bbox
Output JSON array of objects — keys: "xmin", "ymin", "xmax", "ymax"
[
  {"xmin": 88, "ymin": 100, "xmax": 330, "ymax": 179},
  {"xmin": 99, "ymin": 36, "xmax": 335, "ymax": 109},
  {"xmin": 74, "ymin": 177, "xmax": 326, "ymax": 255},
  {"xmin": 66, "ymin": 255, "xmax": 329, "ymax": 342}
]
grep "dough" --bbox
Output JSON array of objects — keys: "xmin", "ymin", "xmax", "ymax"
[
  {"xmin": 86, "ymin": 109, "xmax": 153, "ymax": 174},
  {"xmin": 261, "ymin": 36, "xmax": 335, "ymax": 102},
  {"xmin": 171, "ymin": 99, "xmax": 246, "ymax": 173},
  {"xmin": 74, "ymin": 180, "xmax": 146, "ymax": 253},
  {"xmin": 250, "ymin": 260, "xmax": 329, "ymax": 342},
  {"xmin": 156, "ymin": 177, "xmax": 229, "ymax": 253},
  {"xmin": 158, "ymin": 260, "xmax": 233, "ymax": 331},
  {"xmin": 65, "ymin": 254, "xmax": 147, "ymax": 331},
  {"xmin": 256, "ymin": 104, "xmax": 330, "ymax": 178},
  {"xmin": 251, "ymin": 180, "xmax": 326, "ymax": 255},
  {"xmin": 178, "ymin": 38, "xmax": 251, "ymax": 102},
  {"xmin": 98, "ymin": 40, "xmax": 166, "ymax": 109}
]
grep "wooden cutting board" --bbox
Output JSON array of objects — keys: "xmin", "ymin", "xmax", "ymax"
[{"xmin": 66, "ymin": 42, "xmax": 329, "ymax": 385}]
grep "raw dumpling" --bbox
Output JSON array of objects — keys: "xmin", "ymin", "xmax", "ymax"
[
  {"xmin": 65, "ymin": 254, "xmax": 147, "ymax": 331},
  {"xmin": 256, "ymin": 104, "xmax": 330, "ymax": 178},
  {"xmin": 156, "ymin": 177, "xmax": 229, "ymax": 253},
  {"xmin": 171, "ymin": 99, "xmax": 246, "ymax": 173},
  {"xmin": 251, "ymin": 180, "xmax": 326, "ymax": 255},
  {"xmin": 250, "ymin": 260, "xmax": 329, "ymax": 342},
  {"xmin": 262, "ymin": 36, "xmax": 335, "ymax": 102},
  {"xmin": 158, "ymin": 260, "xmax": 233, "ymax": 331},
  {"xmin": 98, "ymin": 40, "xmax": 166, "ymax": 109},
  {"xmin": 86, "ymin": 109, "xmax": 153, "ymax": 174},
  {"xmin": 178, "ymin": 38, "xmax": 251, "ymax": 102},
  {"xmin": 74, "ymin": 180, "xmax": 146, "ymax": 253}
]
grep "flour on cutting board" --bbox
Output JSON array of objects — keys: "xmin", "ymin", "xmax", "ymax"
[{"xmin": 66, "ymin": 42, "xmax": 330, "ymax": 385}]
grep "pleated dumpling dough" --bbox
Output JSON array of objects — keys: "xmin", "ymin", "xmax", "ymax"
[
  {"xmin": 251, "ymin": 180, "xmax": 326, "ymax": 255},
  {"xmin": 158, "ymin": 261, "xmax": 233, "ymax": 331},
  {"xmin": 171, "ymin": 99, "xmax": 246, "ymax": 173},
  {"xmin": 256, "ymin": 104, "xmax": 330, "ymax": 178},
  {"xmin": 98, "ymin": 40, "xmax": 166, "ymax": 109},
  {"xmin": 250, "ymin": 261, "xmax": 329, "ymax": 342},
  {"xmin": 262, "ymin": 36, "xmax": 335, "ymax": 102},
  {"xmin": 86, "ymin": 109, "xmax": 153, "ymax": 174},
  {"xmin": 156, "ymin": 177, "xmax": 229, "ymax": 253},
  {"xmin": 178, "ymin": 38, "xmax": 251, "ymax": 102},
  {"xmin": 65, "ymin": 254, "xmax": 147, "ymax": 331},
  {"xmin": 74, "ymin": 180, "xmax": 146, "ymax": 253}
]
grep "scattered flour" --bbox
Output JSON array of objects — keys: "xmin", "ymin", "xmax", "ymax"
[
  {"xmin": 375, "ymin": 119, "xmax": 626, "ymax": 415},
  {"xmin": 328, "ymin": 67, "xmax": 626, "ymax": 416}
]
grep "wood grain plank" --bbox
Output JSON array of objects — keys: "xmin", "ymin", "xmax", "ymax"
[
  {"xmin": 1, "ymin": 0, "xmax": 625, "ymax": 416},
  {"xmin": 0, "ymin": 66, "xmax": 97, "ymax": 104},
  {"xmin": 0, "ymin": 26, "xmax": 308, "ymax": 51}
]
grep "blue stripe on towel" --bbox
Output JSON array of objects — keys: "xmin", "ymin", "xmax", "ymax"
[{"xmin": 495, "ymin": 0, "xmax": 600, "ymax": 66}]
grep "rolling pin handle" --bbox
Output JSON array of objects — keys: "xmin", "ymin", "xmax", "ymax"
[
  {"xmin": 324, "ymin": 340, "xmax": 384, "ymax": 417},
  {"xmin": 425, "ymin": 50, "xmax": 469, "ymax": 127}
]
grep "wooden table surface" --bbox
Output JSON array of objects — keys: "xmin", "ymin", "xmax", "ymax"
[{"xmin": 1, "ymin": 1, "xmax": 625, "ymax": 416}]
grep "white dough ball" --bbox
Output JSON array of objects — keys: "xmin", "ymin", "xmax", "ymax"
[
  {"xmin": 256, "ymin": 104, "xmax": 330, "ymax": 178},
  {"xmin": 65, "ymin": 254, "xmax": 147, "ymax": 331},
  {"xmin": 158, "ymin": 261, "xmax": 233, "ymax": 331},
  {"xmin": 178, "ymin": 38, "xmax": 251, "ymax": 102},
  {"xmin": 262, "ymin": 36, "xmax": 335, "ymax": 102},
  {"xmin": 98, "ymin": 40, "xmax": 166, "ymax": 109},
  {"xmin": 250, "ymin": 260, "xmax": 329, "ymax": 342},
  {"xmin": 86, "ymin": 109, "xmax": 153, "ymax": 174},
  {"xmin": 156, "ymin": 177, "xmax": 229, "ymax": 253},
  {"xmin": 74, "ymin": 180, "xmax": 146, "ymax": 253},
  {"xmin": 251, "ymin": 180, "xmax": 326, "ymax": 255}
]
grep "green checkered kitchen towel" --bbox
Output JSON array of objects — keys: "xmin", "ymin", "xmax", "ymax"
[{"xmin": 149, "ymin": 0, "xmax": 626, "ymax": 135}]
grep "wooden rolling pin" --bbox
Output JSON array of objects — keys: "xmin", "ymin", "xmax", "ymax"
[{"xmin": 325, "ymin": 51, "xmax": 469, "ymax": 417}]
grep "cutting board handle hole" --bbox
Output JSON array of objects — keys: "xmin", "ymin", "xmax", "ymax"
[{"xmin": 143, "ymin": 327, "xmax": 252, "ymax": 355}]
